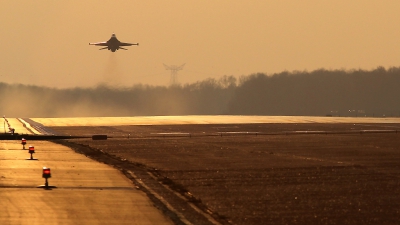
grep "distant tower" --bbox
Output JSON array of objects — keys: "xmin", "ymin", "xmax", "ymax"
[{"xmin": 163, "ymin": 63, "xmax": 186, "ymax": 86}]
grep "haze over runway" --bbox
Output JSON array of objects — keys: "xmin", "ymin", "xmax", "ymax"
[{"xmin": 1, "ymin": 1, "xmax": 400, "ymax": 88}]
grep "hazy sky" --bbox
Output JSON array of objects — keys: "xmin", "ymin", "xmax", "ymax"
[{"xmin": 1, "ymin": 1, "xmax": 400, "ymax": 88}]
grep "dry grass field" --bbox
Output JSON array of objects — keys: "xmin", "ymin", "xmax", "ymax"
[{"xmin": 50, "ymin": 123, "xmax": 400, "ymax": 225}]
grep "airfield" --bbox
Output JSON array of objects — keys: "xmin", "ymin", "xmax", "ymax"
[{"xmin": 2, "ymin": 116, "xmax": 400, "ymax": 224}]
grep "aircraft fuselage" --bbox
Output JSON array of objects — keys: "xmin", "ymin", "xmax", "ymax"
[{"xmin": 89, "ymin": 34, "xmax": 138, "ymax": 52}]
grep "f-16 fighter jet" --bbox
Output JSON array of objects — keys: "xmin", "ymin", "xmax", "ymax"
[{"xmin": 89, "ymin": 33, "xmax": 138, "ymax": 52}]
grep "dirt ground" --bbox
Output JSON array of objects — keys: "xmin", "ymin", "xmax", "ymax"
[{"xmin": 50, "ymin": 123, "xmax": 400, "ymax": 225}]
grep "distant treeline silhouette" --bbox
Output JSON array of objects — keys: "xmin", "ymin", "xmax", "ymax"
[{"xmin": 1, "ymin": 67, "xmax": 399, "ymax": 117}]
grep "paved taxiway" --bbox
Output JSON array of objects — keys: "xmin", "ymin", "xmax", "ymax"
[{"xmin": 0, "ymin": 119, "xmax": 172, "ymax": 225}]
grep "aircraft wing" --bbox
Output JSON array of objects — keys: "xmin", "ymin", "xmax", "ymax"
[
  {"xmin": 89, "ymin": 42, "xmax": 108, "ymax": 46},
  {"xmin": 119, "ymin": 42, "xmax": 139, "ymax": 46}
]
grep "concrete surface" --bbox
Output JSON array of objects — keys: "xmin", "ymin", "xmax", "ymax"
[
  {"xmin": 0, "ymin": 119, "xmax": 173, "ymax": 225},
  {"xmin": 32, "ymin": 115, "xmax": 400, "ymax": 127},
  {"xmin": 1, "ymin": 118, "xmax": 40, "ymax": 135},
  {"xmin": 3, "ymin": 115, "xmax": 400, "ymax": 224}
]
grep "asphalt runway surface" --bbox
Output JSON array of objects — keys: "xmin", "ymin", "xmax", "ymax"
[
  {"xmin": 2, "ymin": 116, "xmax": 400, "ymax": 224},
  {"xmin": 32, "ymin": 115, "xmax": 400, "ymax": 127},
  {"xmin": 0, "ymin": 118, "xmax": 173, "ymax": 225}
]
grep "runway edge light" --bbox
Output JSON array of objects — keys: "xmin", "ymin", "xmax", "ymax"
[
  {"xmin": 26, "ymin": 146, "xmax": 38, "ymax": 160},
  {"xmin": 42, "ymin": 167, "xmax": 52, "ymax": 188},
  {"xmin": 29, "ymin": 146, "xmax": 35, "ymax": 154},
  {"xmin": 21, "ymin": 138, "xmax": 26, "ymax": 149},
  {"xmin": 42, "ymin": 167, "xmax": 51, "ymax": 179},
  {"xmin": 38, "ymin": 167, "xmax": 56, "ymax": 189}
]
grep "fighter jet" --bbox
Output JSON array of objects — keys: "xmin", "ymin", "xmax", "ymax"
[{"xmin": 89, "ymin": 33, "xmax": 138, "ymax": 52}]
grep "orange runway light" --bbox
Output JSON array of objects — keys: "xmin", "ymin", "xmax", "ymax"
[
  {"xmin": 42, "ymin": 167, "xmax": 51, "ymax": 178},
  {"xmin": 39, "ymin": 167, "xmax": 55, "ymax": 189},
  {"xmin": 21, "ymin": 138, "xmax": 27, "ymax": 149},
  {"xmin": 26, "ymin": 146, "xmax": 38, "ymax": 160}
]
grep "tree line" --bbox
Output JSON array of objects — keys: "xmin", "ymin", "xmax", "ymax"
[{"xmin": 1, "ymin": 67, "xmax": 399, "ymax": 117}]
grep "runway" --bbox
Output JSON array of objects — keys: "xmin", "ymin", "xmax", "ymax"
[
  {"xmin": 31, "ymin": 115, "xmax": 400, "ymax": 127},
  {"xmin": 2, "ymin": 116, "xmax": 400, "ymax": 224},
  {"xmin": 0, "ymin": 119, "xmax": 173, "ymax": 225}
]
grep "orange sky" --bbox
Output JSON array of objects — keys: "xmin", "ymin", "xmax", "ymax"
[{"xmin": 1, "ymin": 1, "xmax": 400, "ymax": 88}]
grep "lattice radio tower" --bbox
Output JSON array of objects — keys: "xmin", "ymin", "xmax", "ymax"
[{"xmin": 163, "ymin": 63, "xmax": 186, "ymax": 86}]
